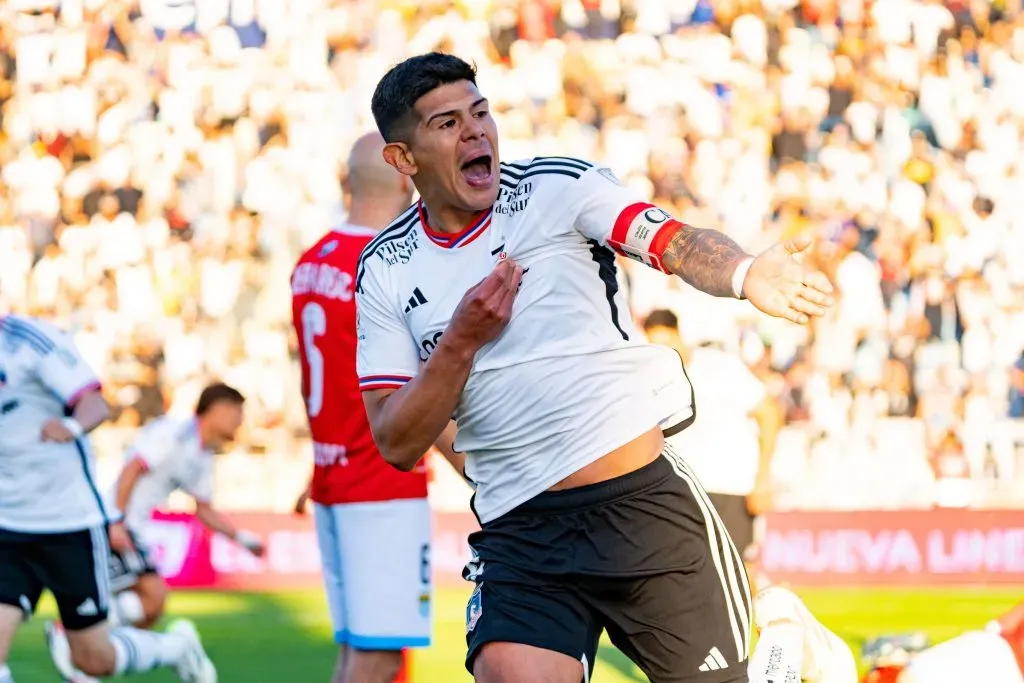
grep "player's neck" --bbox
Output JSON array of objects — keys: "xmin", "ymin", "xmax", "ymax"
[
  {"xmin": 347, "ymin": 201, "xmax": 403, "ymax": 233},
  {"xmin": 193, "ymin": 416, "xmax": 211, "ymax": 450},
  {"xmin": 418, "ymin": 198, "xmax": 480, "ymax": 235}
]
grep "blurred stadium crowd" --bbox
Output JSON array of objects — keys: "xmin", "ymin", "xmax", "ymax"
[{"xmin": 1, "ymin": 0, "xmax": 1022, "ymax": 512}]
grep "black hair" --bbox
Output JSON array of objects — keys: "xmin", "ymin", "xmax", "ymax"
[
  {"xmin": 643, "ymin": 309, "xmax": 679, "ymax": 331},
  {"xmin": 196, "ymin": 383, "xmax": 245, "ymax": 416},
  {"xmin": 371, "ymin": 52, "xmax": 477, "ymax": 143}
]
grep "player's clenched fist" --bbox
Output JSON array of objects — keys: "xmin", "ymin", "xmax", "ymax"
[{"xmin": 447, "ymin": 259, "xmax": 523, "ymax": 350}]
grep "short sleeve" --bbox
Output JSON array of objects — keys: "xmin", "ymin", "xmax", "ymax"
[
  {"xmin": 32, "ymin": 326, "xmax": 102, "ymax": 407},
  {"xmin": 355, "ymin": 267, "xmax": 421, "ymax": 392},
  {"xmin": 128, "ymin": 422, "xmax": 177, "ymax": 472},
  {"xmin": 570, "ymin": 166, "xmax": 682, "ymax": 273},
  {"xmin": 184, "ymin": 459, "xmax": 213, "ymax": 503}
]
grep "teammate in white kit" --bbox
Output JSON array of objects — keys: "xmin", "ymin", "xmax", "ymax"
[
  {"xmin": 46, "ymin": 383, "xmax": 262, "ymax": 681},
  {"xmin": 0, "ymin": 314, "xmax": 215, "ymax": 683},
  {"xmin": 358, "ymin": 52, "xmax": 838, "ymax": 683}
]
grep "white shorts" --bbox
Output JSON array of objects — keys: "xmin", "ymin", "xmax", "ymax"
[
  {"xmin": 314, "ymin": 498, "xmax": 432, "ymax": 650},
  {"xmin": 904, "ymin": 631, "xmax": 1023, "ymax": 683}
]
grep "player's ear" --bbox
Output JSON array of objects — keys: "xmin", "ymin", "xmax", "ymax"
[{"xmin": 383, "ymin": 142, "xmax": 417, "ymax": 177}]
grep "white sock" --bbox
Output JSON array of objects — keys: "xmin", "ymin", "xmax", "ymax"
[
  {"xmin": 748, "ymin": 622, "xmax": 804, "ymax": 683},
  {"xmin": 110, "ymin": 591, "xmax": 146, "ymax": 627},
  {"xmin": 110, "ymin": 627, "xmax": 188, "ymax": 674},
  {"xmin": 0, "ymin": 664, "xmax": 13, "ymax": 682}
]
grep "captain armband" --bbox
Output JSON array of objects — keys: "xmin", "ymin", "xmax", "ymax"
[{"xmin": 607, "ymin": 203, "xmax": 684, "ymax": 274}]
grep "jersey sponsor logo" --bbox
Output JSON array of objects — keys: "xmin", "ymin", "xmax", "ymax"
[
  {"xmin": 419, "ymin": 330, "xmax": 444, "ymax": 362},
  {"xmin": 313, "ymin": 441, "xmax": 349, "ymax": 467},
  {"xmin": 291, "ymin": 262, "xmax": 355, "ymax": 301},
  {"xmin": 376, "ymin": 230, "xmax": 421, "ymax": 267},
  {"xmin": 318, "ymin": 240, "xmax": 339, "ymax": 258},
  {"xmin": 403, "ymin": 288, "xmax": 429, "ymax": 314},
  {"xmin": 495, "ymin": 181, "xmax": 532, "ymax": 216}
]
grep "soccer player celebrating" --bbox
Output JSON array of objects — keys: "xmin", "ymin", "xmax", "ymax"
[
  {"xmin": 0, "ymin": 314, "xmax": 215, "ymax": 683},
  {"xmin": 291, "ymin": 132, "xmax": 443, "ymax": 683},
  {"xmin": 46, "ymin": 382, "xmax": 259, "ymax": 682},
  {"xmin": 357, "ymin": 52, "xmax": 838, "ymax": 683}
]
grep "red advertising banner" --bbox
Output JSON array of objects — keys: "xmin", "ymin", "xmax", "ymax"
[
  {"xmin": 761, "ymin": 509, "xmax": 1024, "ymax": 586},
  {"xmin": 141, "ymin": 510, "xmax": 481, "ymax": 590},
  {"xmin": 142, "ymin": 508, "xmax": 1024, "ymax": 590}
]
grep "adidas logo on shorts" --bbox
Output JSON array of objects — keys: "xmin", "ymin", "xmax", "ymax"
[
  {"xmin": 698, "ymin": 646, "xmax": 729, "ymax": 672},
  {"xmin": 76, "ymin": 598, "xmax": 98, "ymax": 616}
]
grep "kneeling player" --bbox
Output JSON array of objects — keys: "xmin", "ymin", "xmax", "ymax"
[
  {"xmin": 46, "ymin": 384, "xmax": 263, "ymax": 680},
  {"xmin": 886, "ymin": 600, "xmax": 1023, "ymax": 683}
]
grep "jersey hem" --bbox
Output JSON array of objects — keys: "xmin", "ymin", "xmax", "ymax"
[
  {"xmin": 472, "ymin": 419, "xmax": 662, "ymax": 524},
  {"xmin": 311, "ymin": 493, "xmax": 429, "ymax": 507},
  {"xmin": 0, "ymin": 517, "xmax": 110, "ymax": 534}
]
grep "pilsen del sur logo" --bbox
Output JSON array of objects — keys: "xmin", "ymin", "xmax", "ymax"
[
  {"xmin": 495, "ymin": 181, "xmax": 532, "ymax": 216},
  {"xmin": 376, "ymin": 230, "xmax": 421, "ymax": 267}
]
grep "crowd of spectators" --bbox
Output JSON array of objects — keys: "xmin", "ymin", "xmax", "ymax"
[{"xmin": 1, "ymin": 0, "xmax": 1022, "ymax": 508}]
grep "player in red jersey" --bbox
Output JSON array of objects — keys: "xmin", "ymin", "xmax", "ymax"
[{"xmin": 291, "ymin": 132, "xmax": 430, "ymax": 683}]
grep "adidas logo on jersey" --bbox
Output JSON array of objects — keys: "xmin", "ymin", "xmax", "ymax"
[
  {"xmin": 76, "ymin": 598, "xmax": 98, "ymax": 616},
  {"xmin": 698, "ymin": 646, "xmax": 729, "ymax": 672},
  {"xmin": 404, "ymin": 288, "xmax": 428, "ymax": 313}
]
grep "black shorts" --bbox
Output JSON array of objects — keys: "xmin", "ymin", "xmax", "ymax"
[
  {"xmin": 464, "ymin": 447, "xmax": 752, "ymax": 683},
  {"xmin": 0, "ymin": 526, "xmax": 110, "ymax": 631},
  {"xmin": 707, "ymin": 494, "xmax": 755, "ymax": 561},
  {"xmin": 109, "ymin": 528, "xmax": 159, "ymax": 593}
]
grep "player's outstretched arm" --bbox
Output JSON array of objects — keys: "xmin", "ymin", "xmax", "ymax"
[
  {"xmin": 660, "ymin": 229, "xmax": 834, "ymax": 324},
  {"xmin": 660, "ymin": 224, "xmax": 753, "ymax": 299},
  {"xmin": 364, "ymin": 260, "xmax": 523, "ymax": 471}
]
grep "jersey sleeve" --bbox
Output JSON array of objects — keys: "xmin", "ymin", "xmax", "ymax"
[
  {"xmin": 127, "ymin": 422, "xmax": 177, "ymax": 472},
  {"xmin": 183, "ymin": 459, "xmax": 213, "ymax": 504},
  {"xmin": 355, "ymin": 266, "xmax": 420, "ymax": 392},
  {"xmin": 31, "ymin": 325, "xmax": 102, "ymax": 407},
  {"xmin": 569, "ymin": 166, "xmax": 684, "ymax": 274}
]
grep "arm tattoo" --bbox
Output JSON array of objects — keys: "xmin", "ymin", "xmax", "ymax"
[{"xmin": 660, "ymin": 225, "xmax": 752, "ymax": 298}]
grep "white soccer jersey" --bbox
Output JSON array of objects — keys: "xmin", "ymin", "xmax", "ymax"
[
  {"xmin": 0, "ymin": 315, "xmax": 113, "ymax": 533},
  {"xmin": 116, "ymin": 416, "xmax": 214, "ymax": 531},
  {"xmin": 356, "ymin": 157, "xmax": 693, "ymax": 523}
]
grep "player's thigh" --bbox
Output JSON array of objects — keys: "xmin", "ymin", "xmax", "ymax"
[
  {"xmin": 336, "ymin": 498, "xmax": 431, "ymax": 646},
  {"xmin": 583, "ymin": 453, "xmax": 751, "ymax": 682},
  {"xmin": 466, "ymin": 577, "xmax": 601, "ymax": 681},
  {"xmin": 0, "ymin": 529, "xmax": 44, "ymax": 626},
  {"xmin": 0, "ymin": 603, "xmax": 23, "ymax": 664},
  {"xmin": 65, "ymin": 620, "xmax": 116, "ymax": 674},
  {"xmin": 314, "ymin": 502, "xmax": 347, "ymax": 641},
  {"xmin": 474, "ymin": 642, "xmax": 588, "ymax": 683},
  {"xmin": 37, "ymin": 526, "xmax": 111, "ymax": 632}
]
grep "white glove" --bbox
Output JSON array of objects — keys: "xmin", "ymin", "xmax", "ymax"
[{"xmin": 234, "ymin": 529, "xmax": 264, "ymax": 555}]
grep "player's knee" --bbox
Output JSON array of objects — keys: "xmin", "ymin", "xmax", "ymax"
[
  {"xmin": 137, "ymin": 578, "xmax": 168, "ymax": 627},
  {"xmin": 68, "ymin": 633, "xmax": 115, "ymax": 677},
  {"xmin": 474, "ymin": 643, "xmax": 583, "ymax": 683},
  {"xmin": 347, "ymin": 649, "xmax": 402, "ymax": 683}
]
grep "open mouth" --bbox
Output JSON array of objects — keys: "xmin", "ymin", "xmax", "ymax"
[{"xmin": 460, "ymin": 154, "xmax": 493, "ymax": 189}]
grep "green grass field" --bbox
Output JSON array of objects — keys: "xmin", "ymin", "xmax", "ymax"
[{"xmin": 9, "ymin": 586, "xmax": 1022, "ymax": 681}]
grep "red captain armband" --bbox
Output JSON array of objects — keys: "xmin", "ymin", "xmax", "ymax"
[{"xmin": 608, "ymin": 203, "xmax": 682, "ymax": 274}]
